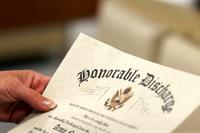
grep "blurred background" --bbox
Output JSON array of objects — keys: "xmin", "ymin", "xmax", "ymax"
[{"xmin": 0, "ymin": 0, "xmax": 200, "ymax": 132}]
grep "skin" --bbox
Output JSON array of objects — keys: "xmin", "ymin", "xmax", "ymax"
[{"xmin": 0, "ymin": 70, "xmax": 56, "ymax": 123}]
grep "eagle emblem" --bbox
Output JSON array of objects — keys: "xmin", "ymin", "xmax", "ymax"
[{"xmin": 104, "ymin": 87, "xmax": 133, "ymax": 111}]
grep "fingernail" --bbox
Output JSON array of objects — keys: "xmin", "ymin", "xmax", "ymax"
[{"xmin": 41, "ymin": 99, "xmax": 57, "ymax": 109}]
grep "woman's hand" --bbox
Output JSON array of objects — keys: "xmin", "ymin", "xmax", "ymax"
[{"xmin": 0, "ymin": 70, "xmax": 56, "ymax": 123}]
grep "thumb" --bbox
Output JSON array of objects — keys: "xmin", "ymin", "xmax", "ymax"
[{"xmin": 17, "ymin": 86, "xmax": 57, "ymax": 112}]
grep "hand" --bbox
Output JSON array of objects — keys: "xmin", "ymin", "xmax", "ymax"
[{"xmin": 0, "ymin": 70, "xmax": 57, "ymax": 123}]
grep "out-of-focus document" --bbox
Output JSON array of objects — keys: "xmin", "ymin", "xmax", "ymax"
[{"xmin": 9, "ymin": 34, "xmax": 200, "ymax": 133}]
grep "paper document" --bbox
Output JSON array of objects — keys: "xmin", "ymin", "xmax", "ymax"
[{"xmin": 9, "ymin": 34, "xmax": 200, "ymax": 133}]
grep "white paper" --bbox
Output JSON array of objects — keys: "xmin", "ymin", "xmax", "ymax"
[{"xmin": 9, "ymin": 34, "xmax": 200, "ymax": 133}]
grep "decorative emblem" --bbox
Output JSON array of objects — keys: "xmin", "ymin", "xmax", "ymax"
[{"xmin": 104, "ymin": 87, "xmax": 133, "ymax": 111}]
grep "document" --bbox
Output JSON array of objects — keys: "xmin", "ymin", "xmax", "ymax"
[{"xmin": 9, "ymin": 34, "xmax": 200, "ymax": 133}]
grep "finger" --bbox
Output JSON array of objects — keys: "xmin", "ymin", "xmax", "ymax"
[
  {"xmin": 31, "ymin": 75, "xmax": 50, "ymax": 94},
  {"xmin": 11, "ymin": 70, "xmax": 51, "ymax": 94},
  {"xmin": 9, "ymin": 102, "xmax": 32, "ymax": 123},
  {"xmin": 21, "ymin": 70, "xmax": 51, "ymax": 94},
  {"xmin": 0, "ymin": 103, "xmax": 16, "ymax": 122},
  {"xmin": 16, "ymin": 85, "xmax": 57, "ymax": 112}
]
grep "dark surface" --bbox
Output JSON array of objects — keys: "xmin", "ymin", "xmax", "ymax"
[
  {"xmin": 195, "ymin": 0, "xmax": 200, "ymax": 10},
  {"xmin": 0, "ymin": 0, "xmax": 98, "ymax": 30}
]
